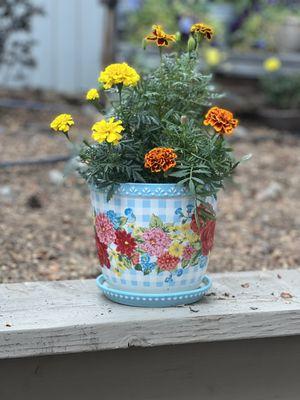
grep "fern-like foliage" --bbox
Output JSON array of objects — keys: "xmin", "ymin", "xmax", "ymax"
[{"xmin": 79, "ymin": 51, "xmax": 238, "ymax": 204}]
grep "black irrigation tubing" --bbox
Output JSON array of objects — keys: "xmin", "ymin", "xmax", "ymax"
[
  {"xmin": 0, "ymin": 98, "xmax": 72, "ymax": 112},
  {"xmin": 0, "ymin": 155, "xmax": 71, "ymax": 169}
]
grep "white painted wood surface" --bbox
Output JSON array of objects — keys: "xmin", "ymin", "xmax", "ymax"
[
  {"xmin": 2, "ymin": 0, "xmax": 105, "ymax": 94},
  {"xmin": 0, "ymin": 269, "xmax": 300, "ymax": 359}
]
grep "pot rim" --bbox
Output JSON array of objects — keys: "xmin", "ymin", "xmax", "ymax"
[{"xmin": 90, "ymin": 182, "xmax": 193, "ymax": 198}]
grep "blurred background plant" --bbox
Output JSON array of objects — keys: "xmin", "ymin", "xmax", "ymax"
[
  {"xmin": 261, "ymin": 72, "xmax": 300, "ymax": 110},
  {"xmin": 229, "ymin": 0, "xmax": 300, "ymax": 52},
  {"xmin": 0, "ymin": 0, "xmax": 43, "ymax": 83}
]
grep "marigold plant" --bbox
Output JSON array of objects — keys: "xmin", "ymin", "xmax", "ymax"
[{"xmin": 50, "ymin": 22, "xmax": 247, "ymax": 212}]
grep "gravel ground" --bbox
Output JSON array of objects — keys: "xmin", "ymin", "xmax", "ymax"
[{"xmin": 0, "ymin": 101, "xmax": 299, "ymax": 283}]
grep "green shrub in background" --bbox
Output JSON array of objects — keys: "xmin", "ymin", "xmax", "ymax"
[{"xmin": 261, "ymin": 73, "xmax": 300, "ymax": 110}]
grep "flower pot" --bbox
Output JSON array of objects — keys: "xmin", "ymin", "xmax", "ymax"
[
  {"xmin": 258, "ymin": 108, "xmax": 300, "ymax": 132},
  {"xmin": 91, "ymin": 183, "xmax": 216, "ymax": 304},
  {"xmin": 275, "ymin": 16, "xmax": 300, "ymax": 52}
]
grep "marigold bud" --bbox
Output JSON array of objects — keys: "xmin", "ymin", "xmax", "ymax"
[
  {"xmin": 187, "ymin": 36, "xmax": 197, "ymax": 52},
  {"xmin": 180, "ymin": 115, "xmax": 188, "ymax": 124},
  {"xmin": 175, "ymin": 31, "xmax": 181, "ymax": 42}
]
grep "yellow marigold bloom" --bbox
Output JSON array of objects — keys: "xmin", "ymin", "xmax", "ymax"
[
  {"xmin": 169, "ymin": 241, "xmax": 184, "ymax": 258},
  {"xmin": 91, "ymin": 117, "xmax": 124, "ymax": 145},
  {"xmin": 191, "ymin": 23, "xmax": 214, "ymax": 40},
  {"xmin": 145, "ymin": 24, "xmax": 176, "ymax": 47},
  {"xmin": 50, "ymin": 114, "xmax": 74, "ymax": 133},
  {"xmin": 263, "ymin": 57, "xmax": 281, "ymax": 72},
  {"xmin": 204, "ymin": 47, "xmax": 221, "ymax": 66},
  {"xmin": 86, "ymin": 88, "xmax": 99, "ymax": 101},
  {"xmin": 98, "ymin": 63, "xmax": 140, "ymax": 90}
]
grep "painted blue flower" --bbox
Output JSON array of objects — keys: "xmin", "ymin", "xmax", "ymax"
[
  {"xmin": 141, "ymin": 254, "xmax": 150, "ymax": 265},
  {"xmin": 140, "ymin": 254, "xmax": 155, "ymax": 274},
  {"xmin": 176, "ymin": 268, "xmax": 183, "ymax": 277},
  {"xmin": 174, "ymin": 207, "xmax": 183, "ymax": 223},
  {"xmin": 124, "ymin": 208, "xmax": 136, "ymax": 223},
  {"xmin": 186, "ymin": 204, "xmax": 194, "ymax": 216},
  {"xmin": 142, "ymin": 263, "xmax": 155, "ymax": 274},
  {"xmin": 106, "ymin": 210, "xmax": 120, "ymax": 229},
  {"xmin": 165, "ymin": 274, "xmax": 173, "ymax": 283},
  {"xmin": 175, "ymin": 207, "xmax": 183, "ymax": 216}
]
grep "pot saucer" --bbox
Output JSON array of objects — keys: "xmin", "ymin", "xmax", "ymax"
[{"xmin": 96, "ymin": 274, "xmax": 212, "ymax": 308}]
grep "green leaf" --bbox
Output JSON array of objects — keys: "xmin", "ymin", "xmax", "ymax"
[
  {"xmin": 190, "ymin": 250, "xmax": 201, "ymax": 266},
  {"xmin": 134, "ymin": 264, "xmax": 143, "ymax": 271},
  {"xmin": 119, "ymin": 216, "xmax": 127, "ymax": 227},
  {"xmin": 240, "ymin": 153, "xmax": 252, "ymax": 163},
  {"xmin": 169, "ymin": 170, "xmax": 188, "ymax": 178},
  {"xmin": 189, "ymin": 179, "xmax": 195, "ymax": 195},
  {"xmin": 181, "ymin": 258, "xmax": 189, "ymax": 269},
  {"xmin": 149, "ymin": 214, "xmax": 164, "ymax": 228}
]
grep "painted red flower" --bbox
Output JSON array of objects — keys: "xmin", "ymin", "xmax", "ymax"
[
  {"xmin": 191, "ymin": 205, "xmax": 216, "ymax": 256},
  {"xmin": 115, "ymin": 230, "xmax": 137, "ymax": 258},
  {"xmin": 95, "ymin": 232, "xmax": 110, "ymax": 268},
  {"xmin": 157, "ymin": 252, "xmax": 179, "ymax": 271}
]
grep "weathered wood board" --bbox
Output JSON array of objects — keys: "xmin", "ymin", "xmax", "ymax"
[
  {"xmin": 1, "ymin": 337, "xmax": 300, "ymax": 400},
  {"xmin": 0, "ymin": 269, "xmax": 299, "ymax": 359}
]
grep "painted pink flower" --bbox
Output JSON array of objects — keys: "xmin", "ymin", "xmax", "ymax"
[
  {"xmin": 157, "ymin": 252, "xmax": 179, "ymax": 271},
  {"xmin": 183, "ymin": 245, "xmax": 196, "ymax": 260},
  {"xmin": 131, "ymin": 252, "xmax": 140, "ymax": 265},
  {"xmin": 141, "ymin": 228, "xmax": 172, "ymax": 257},
  {"xmin": 95, "ymin": 213, "xmax": 116, "ymax": 245}
]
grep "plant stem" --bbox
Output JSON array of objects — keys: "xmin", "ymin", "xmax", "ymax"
[
  {"xmin": 117, "ymin": 84, "xmax": 123, "ymax": 115},
  {"xmin": 65, "ymin": 133, "xmax": 72, "ymax": 142},
  {"xmin": 118, "ymin": 87, "xmax": 122, "ymax": 104}
]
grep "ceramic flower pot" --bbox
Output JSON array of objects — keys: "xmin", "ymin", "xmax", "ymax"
[{"xmin": 91, "ymin": 183, "xmax": 216, "ymax": 298}]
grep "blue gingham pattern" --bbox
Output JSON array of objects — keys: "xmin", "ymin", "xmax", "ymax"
[
  {"xmin": 91, "ymin": 183, "xmax": 216, "ymax": 293},
  {"xmin": 100, "ymin": 259, "xmax": 208, "ymax": 293},
  {"xmin": 96, "ymin": 275, "xmax": 212, "ymax": 307},
  {"xmin": 91, "ymin": 190, "xmax": 195, "ymax": 227}
]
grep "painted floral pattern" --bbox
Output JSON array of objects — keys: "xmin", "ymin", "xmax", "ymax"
[{"xmin": 94, "ymin": 203, "xmax": 215, "ymax": 277}]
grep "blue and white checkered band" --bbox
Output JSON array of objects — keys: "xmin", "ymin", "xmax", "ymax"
[{"xmin": 91, "ymin": 183, "xmax": 217, "ymax": 293}]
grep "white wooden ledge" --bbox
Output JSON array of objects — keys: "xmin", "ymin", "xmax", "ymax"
[{"xmin": 0, "ymin": 269, "xmax": 300, "ymax": 359}]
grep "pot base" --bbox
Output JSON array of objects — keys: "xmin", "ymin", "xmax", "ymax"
[{"xmin": 96, "ymin": 274, "xmax": 212, "ymax": 307}]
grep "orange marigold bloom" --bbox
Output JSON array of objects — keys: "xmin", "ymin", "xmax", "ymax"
[
  {"xmin": 204, "ymin": 106, "xmax": 238, "ymax": 135},
  {"xmin": 144, "ymin": 147, "xmax": 177, "ymax": 173},
  {"xmin": 145, "ymin": 24, "xmax": 176, "ymax": 47},
  {"xmin": 191, "ymin": 23, "xmax": 214, "ymax": 40}
]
